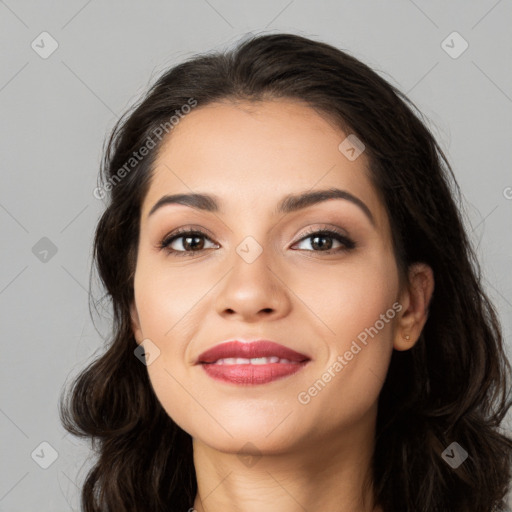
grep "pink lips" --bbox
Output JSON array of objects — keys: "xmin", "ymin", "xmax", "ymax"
[{"xmin": 196, "ymin": 340, "xmax": 311, "ymax": 385}]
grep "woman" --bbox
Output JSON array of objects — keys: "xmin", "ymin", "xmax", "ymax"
[{"xmin": 59, "ymin": 32, "xmax": 512, "ymax": 512}]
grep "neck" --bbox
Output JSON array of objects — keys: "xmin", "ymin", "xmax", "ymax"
[{"xmin": 191, "ymin": 406, "xmax": 381, "ymax": 512}]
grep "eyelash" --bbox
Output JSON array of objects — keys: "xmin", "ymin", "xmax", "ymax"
[{"xmin": 158, "ymin": 225, "xmax": 356, "ymax": 257}]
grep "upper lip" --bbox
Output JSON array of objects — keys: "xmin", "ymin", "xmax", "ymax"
[{"xmin": 196, "ymin": 340, "xmax": 311, "ymax": 364}]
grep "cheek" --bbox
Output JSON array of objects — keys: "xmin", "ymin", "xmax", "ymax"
[
  {"xmin": 292, "ymin": 246, "xmax": 399, "ymax": 343},
  {"xmin": 132, "ymin": 262, "xmax": 203, "ymax": 433},
  {"xmin": 133, "ymin": 254, "xmax": 208, "ymax": 341},
  {"xmin": 292, "ymin": 248, "xmax": 399, "ymax": 399}
]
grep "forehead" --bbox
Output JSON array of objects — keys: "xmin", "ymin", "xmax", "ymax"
[{"xmin": 141, "ymin": 99, "xmax": 388, "ymax": 231}]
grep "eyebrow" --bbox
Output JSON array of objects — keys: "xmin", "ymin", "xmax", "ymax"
[{"xmin": 147, "ymin": 187, "xmax": 375, "ymax": 226}]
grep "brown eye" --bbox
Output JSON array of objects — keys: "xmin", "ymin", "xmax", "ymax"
[
  {"xmin": 293, "ymin": 228, "xmax": 356, "ymax": 254},
  {"xmin": 159, "ymin": 228, "xmax": 218, "ymax": 257}
]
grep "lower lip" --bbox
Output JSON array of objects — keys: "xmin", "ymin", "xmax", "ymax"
[{"xmin": 200, "ymin": 361, "xmax": 309, "ymax": 385}]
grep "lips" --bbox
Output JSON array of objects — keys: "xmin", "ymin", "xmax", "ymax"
[
  {"xmin": 196, "ymin": 340, "xmax": 310, "ymax": 365},
  {"xmin": 196, "ymin": 340, "xmax": 311, "ymax": 385}
]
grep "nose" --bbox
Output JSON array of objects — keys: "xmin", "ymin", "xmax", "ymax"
[{"xmin": 214, "ymin": 246, "xmax": 292, "ymax": 323}]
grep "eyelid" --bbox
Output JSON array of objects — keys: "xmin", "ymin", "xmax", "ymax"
[
  {"xmin": 159, "ymin": 222, "xmax": 351, "ymax": 244},
  {"xmin": 291, "ymin": 224, "xmax": 356, "ymax": 250},
  {"xmin": 293, "ymin": 223, "xmax": 350, "ymax": 240},
  {"xmin": 158, "ymin": 222, "xmax": 356, "ymax": 258},
  {"xmin": 159, "ymin": 226, "xmax": 217, "ymax": 247}
]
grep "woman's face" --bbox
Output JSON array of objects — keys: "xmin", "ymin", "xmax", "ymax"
[{"xmin": 130, "ymin": 99, "xmax": 405, "ymax": 454}]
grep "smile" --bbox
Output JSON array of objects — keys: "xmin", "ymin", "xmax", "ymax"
[
  {"xmin": 209, "ymin": 357, "xmax": 298, "ymax": 365},
  {"xmin": 200, "ymin": 359, "xmax": 309, "ymax": 385}
]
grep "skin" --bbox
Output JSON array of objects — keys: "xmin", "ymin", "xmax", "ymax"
[{"xmin": 130, "ymin": 99, "xmax": 434, "ymax": 512}]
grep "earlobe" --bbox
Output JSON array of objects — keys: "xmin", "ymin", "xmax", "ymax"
[
  {"xmin": 130, "ymin": 303, "xmax": 143, "ymax": 344},
  {"xmin": 394, "ymin": 331, "xmax": 415, "ymax": 351},
  {"xmin": 393, "ymin": 263, "xmax": 434, "ymax": 351}
]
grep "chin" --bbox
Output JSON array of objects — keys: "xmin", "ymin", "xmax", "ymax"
[
  {"xmin": 180, "ymin": 411, "xmax": 301, "ymax": 454},
  {"xmin": 195, "ymin": 428, "xmax": 297, "ymax": 456}
]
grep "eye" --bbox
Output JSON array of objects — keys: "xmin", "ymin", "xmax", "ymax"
[
  {"xmin": 292, "ymin": 226, "xmax": 356, "ymax": 254},
  {"xmin": 158, "ymin": 227, "xmax": 218, "ymax": 257},
  {"xmin": 158, "ymin": 225, "xmax": 356, "ymax": 257}
]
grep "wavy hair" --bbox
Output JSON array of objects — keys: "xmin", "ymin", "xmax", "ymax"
[{"xmin": 59, "ymin": 32, "xmax": 512, "ymax": 511}]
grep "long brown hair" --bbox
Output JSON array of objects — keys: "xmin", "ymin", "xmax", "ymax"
[{"xmin": 59, "ymin": 32, "xmax": 512, "ymax": 511}]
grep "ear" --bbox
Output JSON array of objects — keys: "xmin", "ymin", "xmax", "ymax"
[
  {"xmin": 393, "ymin": 262, "xmax": 435, "ymax": 351},
  {"xmin": 130, "ymin": 302, "xmax": 143, "ymax": 345}
]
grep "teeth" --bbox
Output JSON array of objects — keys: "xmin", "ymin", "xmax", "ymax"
[{"xmin": 213, "ymin": 356, "xmax": 296, "ymax": 365}]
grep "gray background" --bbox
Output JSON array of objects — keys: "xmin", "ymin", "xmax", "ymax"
[{"xmin": 1, "ymin": 0, "xmax": 511, "ymax": 510}]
